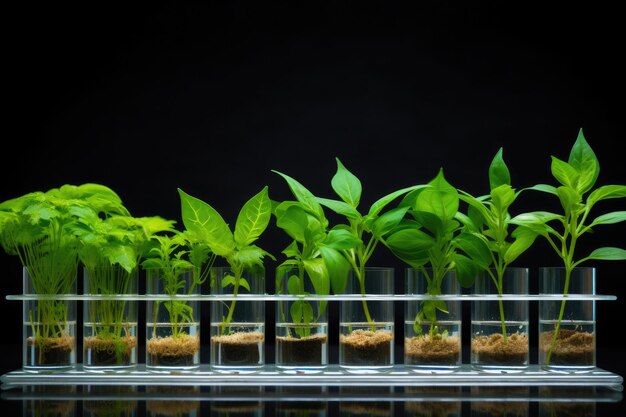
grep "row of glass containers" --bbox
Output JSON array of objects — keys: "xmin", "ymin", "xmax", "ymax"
[{"xmin": 22, "ymin": 266, "xmax": 596, "ymax": 373}]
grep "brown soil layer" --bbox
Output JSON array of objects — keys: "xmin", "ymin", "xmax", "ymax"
[
  {"xmin": 147, "ymin": 334, "xmax": 199, "ymax": 367},
  {"xmin": 471, "ymin": 333, "xmax": 528, "ymax": 365},
  {"xmin": 340, "ymin": 329, "xmax": 393, "ymax": 366},
  {"xmin": 539, "ymin": 330, "xmax": 595, "ymax": 365},
  {"xmin": 26, "ymin": 400, "xmax": 75, "ymax": 415},
  {"xmin": 472, "ymin": 401, "xmax": 528, "ymax": 416},
  {"xmin": 276, "ymin": 334, "xmax": 327, "ymax": 366},
  {"xmin": 83, "ymin": 400, "xmax": 137, "ymax": 414},
  {"xmin": 84, "ymin": 335, "xmax": 137, "ymax": 366},
  {"xmin": 212, "ymin": 402, "xmax": 263, "ymax": 412},
  {"xmin": 212, "ymin": 332, "xmax": 264, "ymax": 366},
  {"xmin": 405, "ymin": 335, "xmax": 460, "ymax": 365},
  {"xmin": 26, "ymin": 336, "xmax": 74, "ymax": 367}
]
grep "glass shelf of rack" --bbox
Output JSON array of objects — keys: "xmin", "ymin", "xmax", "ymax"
[{"xmin": 1, "ymin": 365, "xmax": 623, "ymax": 391}]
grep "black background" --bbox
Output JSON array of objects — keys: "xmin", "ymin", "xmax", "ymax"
[{"xmin": 1, "ymin": 1, "xmax": 624, "ymax": 412}]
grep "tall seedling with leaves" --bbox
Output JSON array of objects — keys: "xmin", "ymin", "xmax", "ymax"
[
  {"xmin": 385, "ymin": 169, "xmax": 484, "ymax": 337},
  {"xmin": 178, "ymin": 187, "xmax": 274, "ymax": 335},
  {"xmin": 0, "ymin": 184, "xmax": 128, "ymax": 364},
  {"xmin": 142, "ymin": 232, "xmax": 213, "ymax": 340},
  {"xmin": 511, "ymin": 130, "xmax": 626, "ymax": 363},
  {"xmin": 284, "ymin": 158, "xmax": 421, "ymax": 327},
  {"xmin": 273, "ymin": 189, "xmax": 331, "ymax": 339},
  {"xmin": 458, "ymin": 149, "xmax": 537, "ymax": 345}
]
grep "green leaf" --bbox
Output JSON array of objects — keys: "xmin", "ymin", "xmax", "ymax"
[
  {"xmin": 368, "ymin": 185, "xmax": 426, "ymax": 217},
  {"xmin": 454, "ymin": 233, "xmax": 492, "ymax": 269},
  {"xmin": 510, "ymin": 211, "xmax": 563, "ymax": 224},
  {"xmin": 272, "ymin": 170, "xmax": 325, "ymax": 219},
  {"xmin": 556, "ymin": 186, "xmax": 582, "ymax": 214},
  {"xmin": 281, "ymin": 240, "xmax": 300, "ymax": 258},
  {"xmin": 287, "ymin": 274, "xmax": 301, "ymax": 295},
  {"xmin": 331, "ymin": 157, "xmax": 362, "ymax": 207},
  {"xmin": 178, "ymin": 188, "xmax": 235, "ymax": 257},
  {"xmin": 319, "ymin": 246, "xmax": 350, "ymax": 294},
  {"xmin": 322, "ymin": 229, "xmax": 361, "ymax": 250},
  {"xmin": 490, "ymin": 184, "xmax": 516, "ymax": 214},
  {"xmin": 489, "ymin": 147, "xmax": 511, "ymax": 190},
  {"xmin": 415, "ymin": 169, "xmax": 459, "ymax": 221},
  {"xmin": 551, "ymin": 157, "xmax": 579, "ymax": 189},
  {"xmin": 222, "ymin": 275, "xmax": 237, "ymax": 288},
  {"xmin": 234, "ymin": 186, "xmax": 272, "ymax": 247},
  {"xmin": 385, "ymin": 228, "xmax": 434, "ymax": 267},
  {"xmin": 526, "ymin": 183, "xmax": 558, "ymax": 195},
  {"xmin": 459, "ymin": 193, "xmax": 492, "ymax": 227},
  {"xmin": 590, "ymin": 211, "xmax": 626, "ymax": 226},
  {"xmin": 102, "ymin": 245, "xmax": 137, "ymax": 273},
  {"xmin": 276, "ymin": 204, "xmax": 308, "ymax": 242},
  {"xmin": 314, "ymin": 197, "xmax": 361, "ymax": 220},
  {"xmin": 238, "ymin": 278, "xmax": 251, "ymax": 292},
  {"xmin": 584, "ymin": 247, "xmax": 626, "ymax": 261},
  {"xmin": 504, "ymin": 228, "xmax": 537, "ymax": 265},
  {"xmin": 233, "ymin": 245, "xmax": 274, "ymax": 267},
  {"xmin": 588, "ymin": 185, "xmax": 626, "ymax": 206},
  {"xmin": 452, "ymin": 253, "xmax": 478, "ymax": 287},
  {"xmin": 371, "ymin": 206, "xmax": 409, "ymax": 238},
  {"xmin": 568, "ymin": 129, "xmax": 600, "ymax": 194},
  {"xmin": 410, "ymin": 210, "xmax": 443, "ymax": 236},
  {"xmin": 303, "ymin": 258, "xmax": 330, "ymax": 296}
]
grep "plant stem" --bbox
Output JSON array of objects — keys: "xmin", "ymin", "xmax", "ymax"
[
  {"xmin": 221, "ymin": 268, "xmax": 242, "ymax": 335},
  {"xmin": 546, "ymin": 266, "xmax": 572, "ymax": 365},
  {"xmin": 497, "ymin": 268, "xmax": 508, "ymax": 345}
]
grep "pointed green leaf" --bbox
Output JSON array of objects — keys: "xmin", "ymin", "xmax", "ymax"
[
  {"xmin": 319, "ymin": 246, "xmax": 350, "ymax": 294},
  {"xmin": 590, "ymin": 211, "xmax": 626, "ymax": 226},
  {"xmin": 322, "ymin": 229, "xmax": 361, "ymax": 250},
  {"xmin": 568, "ymin": 129, "xmax": 600, "ymax": 194},
  {"xmin": 416, "ymin": 169, "xmax": 459, "ymax": 221},
  {"xmin": 234, "ymin": 186, "xmax": 272, "ymax": 247},
  {"xmin": 287, "ymin": 274, "xmax": 301, "ymax": 295},
  {"xmin": 526, "ymin": 183, "xmax": 559, "ymax": 195},
  {"xmin": 314, "ymin": 197, "xmax": 361, "ymax": 220},
  {"xmin": 303, "ymin": 258, "xmax": 330, "ymax": 296},
  {"xmin": 178, "ymin": 188, "xmax": 235, "ymax": 257},
  {"xmin": 556, "ymin": 186, "xmax": 582, "ymax": 214},
  {"xmin": 504, "ymin": 227, "xmax": 537, "ymax": 265},
  {"xmin": 489, "ymin": 148, "xmax": 511, "ymax": 190},
  {"xmin": 452, "ymin": 253, "xmax": 478, "ymax": 287},
  {"xmin": 588, "ymin": 185, "xmax": 626, "ymax": 206},
  {"xmin": 275, "ymin": 204, "xmax": 308, "ymax": 242},
  {"xmin": 331, "ymin": 158, "xmax": 362, "ymax": 207},
  {"xmin": 368, "ymin": 185, "xmax": 426, "ymax": 217},
  {"xmin": 272, "ymin": 170, "xmax": 325, "ymax": 219},
  {"xmin": 281, "ymin": 240, "xmax": 300, "ymax": 258},
  {"xmin": 371, "ymin": 206, "xmax": 409, "ymax": 238},
  {"xmin": 585, "ymin": 247, "xmax": 626, "ymax": 261},
  {"xmin": 454, "ymin": 233, "xmax": 492, "ymax": 269},
  {"xmin": 551, "ymin": 157, "xmax": 579, "ymax": 189}
]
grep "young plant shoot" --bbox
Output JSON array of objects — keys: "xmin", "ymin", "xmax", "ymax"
[
  {"xmin": 72, "ymin": 214, "xmax": 175, "ymax": 366},
  {"xmin": 457, "ymin": 148, "xmax": 537, "ymax": 351},
  {"xmin": 511, "ymin": 130, "xmax": 626, "ymax": 364},
  {"xmin": 385, "ymin": 169, "xmax": 482, "ymax": 340},
  {"xmin": 178, "ymin": 187, "xmax": 274, "ymax": 335},
  {"xmin": 0, "ymin": 183, "xmax": 128, "ymax": 366}
]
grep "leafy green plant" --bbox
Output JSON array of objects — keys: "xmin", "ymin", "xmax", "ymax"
[
  {"xmin": 457, "ymin": 149, "xmax": 537, "ymax": 345},
  {"xmin": 272, "ymin": 178, "xmax": 333, "ymax": 338},
  {"xmin": 510, "ymin": 130, "xmax": 626, "ymax": 362},
  {"xmin": 71, "ymin": 214, "xmax": 175, "ymax": 362},
  {"xmin": 276, "ymin": 158, "xmax": 420, "ymax": 328},
  {"xmin": 0, "ymin": 184, "xmax": 128, "ymax": 362},
  {"xmin": 385, "ymin": 169, "xmax": 484, "ymax": 337},
  {"xmin": 142, "ymin": 232, "xmax": 213, "ymax": 339},
  {"xmin": 178, "ymin": 187, "xmax": 274, "ymax": 335}
]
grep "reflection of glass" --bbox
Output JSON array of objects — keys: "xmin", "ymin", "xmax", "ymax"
[
  {"xmin": 339, "ymin": 387, "xmax": 394, "ymax": 416},
  {"xmin": 471, "ymin": 387, "xmax": 529, "ymax": 417},
  {"xmin": 83, "ymin": 386, "xmax": 137, "ymax": 417},
  {"xmin": 146, "ymin": 386, "xmax": 200, "ymax": 417},
  {"xmin": 211, "ymin": 386, "xmax": 264, "ymax": 416},
  {"xmin": 23, "ymin": 386, "xmax": 76, "ymax": 417},
  {"xmin": 276, "ymin": 387, "xmax": 328, "ymax": 416},
  {"xmin": 539, "ymin": 387, "xmax": 596, "ymax": 417},
  {"xmin": 404, "ymin": 387, "xmax": 462, "ymax": 416}
]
